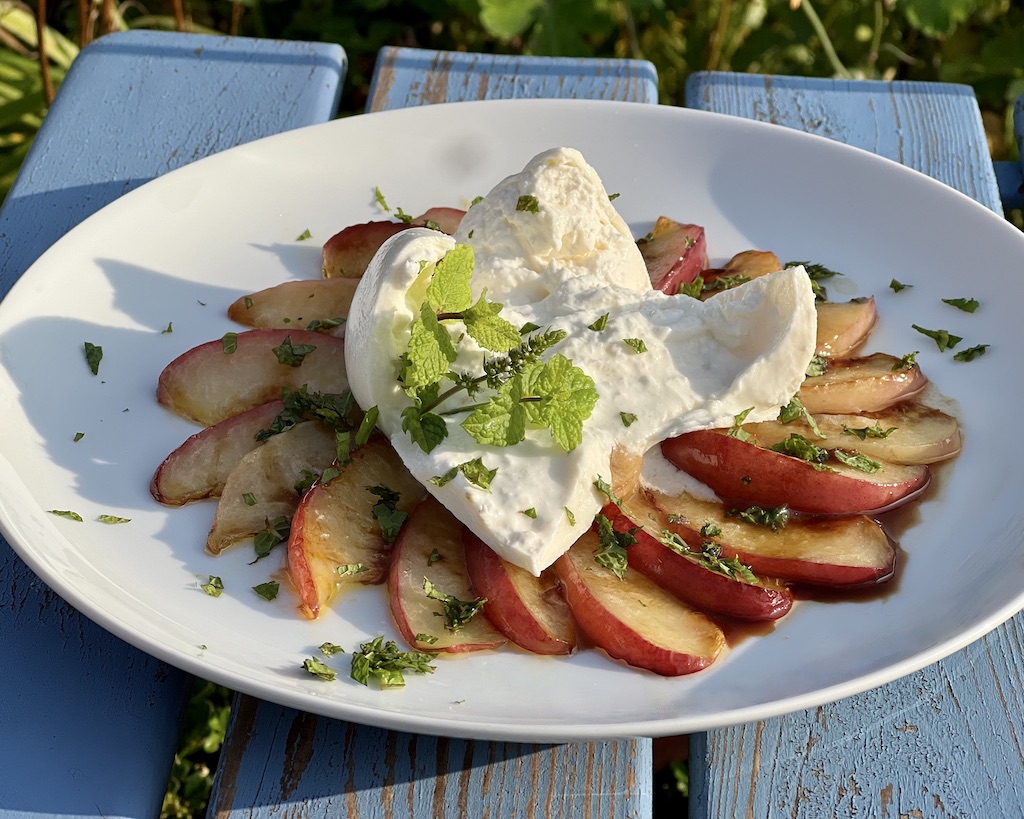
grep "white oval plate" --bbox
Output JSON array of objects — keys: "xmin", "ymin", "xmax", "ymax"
[{"xmin": 0, "ymin": 99, "xmax": 1019, "ymax": 742}]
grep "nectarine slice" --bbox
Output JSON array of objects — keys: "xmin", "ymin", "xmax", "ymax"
[
  {"xmin": 227, "ymin": 278, "xmax": 358, "ymax": 332},
  {"xmin": 662, "ymin": 429, "xmax": 930, "ymax": 515},
  {"xmin": 206, "ymin": 421, "xmax": 338, "ymax": 555},
  {"xmin": 388, "ymin": 497, "xmax": 506, "ymax": 653},
  {"xmin": 288, "ymin": 437, "xmax": 426, "ymax": 619},
  {"xmin": 157, "ymin": 329, "xmax": 348, "ymax": 426},
  {"xmin": 554, "ymin": 530, "xmax": 724, "ymax": 676},
  {"xmin": 798, "ymin": 353, "xmax": 927, "ymax": 414},
  {"xmin": 151, "ymin": 400, "xmax": 283, "ymax": 505},
  {"xmin": 463, "ymin": 531, "xmax": 576, "ymax": 655}
]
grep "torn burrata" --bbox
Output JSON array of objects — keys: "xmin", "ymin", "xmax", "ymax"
[{"xmin": 345, "ymin": 147, "xmax": 816, "ymax": 574}]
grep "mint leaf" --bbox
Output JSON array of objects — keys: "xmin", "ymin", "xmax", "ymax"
[
  {"xmin": 912, "ymin": 324, "xmax": 962, "ymax": 352},
  {"xmin": 942, "ymin": 297, "xmax": 979, "ymax": 313},
  {"xmin": 594, "ymin": 514, "xmax": 636, "ymax": 580},
  {"xmin": 366, "ymin": 485, "xmax": 407, "ymax": 543},
  {"xmin": 401, "ymin": 405, "xmax": 448, "ymax": 453},
  {"xmin": 430, "ymin": 457, "xmax": 497, "ymax": 491},
  {"xmin": 303, "ymin": 656, "xmax": 336, "ymax": 681},
  {"xmin": 461, "ymin": 380, "xmax": 527, "ymax": 447},
  {"xmin": 518, "ymin": 354, "xmax": 598, "ymax": 452},
  {"xmin": 253, "ymin": 581, "xmax": 280, "ymax": 600},
  {"xmin": 889, "ymin": 278, "xmax": 912, "ymax": 292},
  {"xmin": 350, "ymin": 636, "xmax": 436, "ymax": 688},
  {"xmin": 200, "ymin": 576, "xmax": 224, "ymax": 597},
  {"xmin": 423, "ymin": 578, "xmax": 487, "ymax": 631},
  {"xmin": 426, "ymin": 244, "xmax": 474, "ymax": 313},
  {"xmin": 463, "ymin": 292, "xmax": 522, "ymax": 352},
  {"xmin": 83, "ymin": 342, "xmax": 103, "ymax": 374},
  {"xmin": 404, "ymin": 303, "xmax": 457, "ymax": 389},
  {"xmin": 892, "ymin": 351, "xmax": 919, "ymax": 371},
  {"xmin": 516, "ymin": 195, "xmax": 540, "ymax": 213},
  {"xmin": 588, "ymin": 313, "xmax": 609, "ymax": 331},
  {"xmin": 833, "ymin": 449, "xmax": 882, "ymax": 473},
  {"xmin": 221, "ymin": 332, "xmax": 237, "ymax": 354},
  {"xmin": 953, "ymin": 343, "xmax": 989, "ymax": 362},
  {"xmin": 272, "ymin": 336, "xmax": 317, "ymax": 367},
  {"xmin": 355, "ymin": 406, "xmax": 379, "ymax": 447},
  {"xmin": 49, "ymin": 509, "xmax": 82, "ymax": 522},
  {"xmin": 623, "ymin": 337, "xmax": 648, "ymax": 354}
]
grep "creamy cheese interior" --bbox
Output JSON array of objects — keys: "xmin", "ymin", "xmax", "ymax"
[{"xmin": 345, "ymin": 147, "xmax": 816, "ymax": 574}]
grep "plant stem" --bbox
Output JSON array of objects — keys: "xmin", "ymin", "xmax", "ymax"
[
  {"xmin": 35, "ymin": 0, "xmax": 54, "ymax": 105},
  {"xmin": 799, "ymin": 0, "xmax": 851, "ymax": 79}
]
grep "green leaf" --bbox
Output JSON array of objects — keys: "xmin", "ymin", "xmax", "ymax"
[
  {"xmin": 221, "ymin": 332, "xmax": 238, "ymax": 354},
  {"xmin": 200, "ymin": 576, "xmax": 224, "ymax": 597},
  {"xmin": 833, "ymin": 449, "xmax": 882, "ymax": 473},
  {"xmin": 423, "ymin": 578, "xmax": 487, "ymax": 631},
  {"xmin": 49, "ymin": 509, "xmax": 82, "ymax": 521},
  {"xmin": 516, "ymin": 194, "xmax": 540, "ymax": 213},
  {"xmin": 942, "ymin": 297, "xmax": 979, "ymax": 313},
  {"xmin": 479, "ymin": 0, "xmax": 542, "ymax": 38},
  {"xmin": 253, "ymin": 581, "xmax": 280, "ymax": 600},
  {"xmin": 954, "ymin": 343, "xmax": 989, "ymax": 362},
  {"xmin": 98, "ymin": 514, "xmax": 130, "ymax": 524},
  {"xmin": 337, "ymin": 563, "xmax": 370, "ymax": 577},
  {"xmin": 303, "ymin": 656, "xmax": 336, "ymax": 681},
  {"xmin": 463, "ymin": 293, "xmax": 522, "ymax": 352},
  {"xmin": 892, "ymin": 351, "xmax": 919, "ymax": 371},
  {"xmin": 403, "ymin": 303, "xmax": 457, "ymax": 389},
  {"xmin": 83, "ymin": 341, "xmax": 103, "ymax": 375},
  {"xmin": 427, "ymin": 244, "xmax": 474, "ymax": 313},
  {"xmin": 912, "ymin": 324, "xmax": 962, "ymax": 352},
  {"xmin": 623, "ymin": 337, "xmax": 647, "ymax": 354},
  {"xmin": 771, "ymin": 433, "xmax": 830, "ymax": 464},
  {"xmin": 401, "ymin": 406, "xmax": 448, "ymax": 453},
  {"xmin": 594, "ymin": 514, "xmax": 637, "ymax": 580},
  {"xmin": 461, "ymin": 381, "xmax": 527, "ymax": 448},
  {"xmin": 522, "ymin": 507, "xmax": 538, "ymax": 518},
  {"xmin": 429, "ymin": 457, "xmax": 498, "ymax": 491},
  {"xmin": 366, "ymin": 485, "xmax": 407, "ymax": 543},
  {"xmin": 902, "ymin": 0, "xmax": 978, "ymax": 37},
  {"xmin": 890, "ymin": 278, "xmax": 912, "ymax": 292},
  {"xmin": 296, "ymin": 228, "xmax": 312, "ymax": 241},
  {"xmin": 620, "ymin": 412, "xmax": 637, "ymax": 427},
  {"xmin": 843, "ymin": 423, "xmax": 897, "ymax": 440},
  {"xmin": 518, "ymin": 354, "xmax": 598, "ymax": 452},
  {"xmin": 588, "ymin": 313, "xmax": 609, "ymax": 331},
  {"xmin": 355, "ymin": 406, "xmax": 379, "ymax": 447},
  {"xmin": 349, "ymin": 636, "xmax": 436, "ymax": 688},
  {"xmin": 251, "ymin": 515, "xmax": 290, "ymax": 564},
  {"xmin": 319, "ymin": 642, "xmax": 345, "ymax": 656},
  {"xmin": 272, "ymin": 335, "xmax": 317, "ymax": 367}
]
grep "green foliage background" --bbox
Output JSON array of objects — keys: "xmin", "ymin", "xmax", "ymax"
[
  {"xmin": 2, "ymin": 0, "xmax": 1021, "ymax": 815},
  {"xmin": 2, "ymin": 0, "xmax": 1022, "ymax": 207}
]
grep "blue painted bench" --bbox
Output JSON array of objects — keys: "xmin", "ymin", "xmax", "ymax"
[{"xmin": 1, "ymin": 33, "xmax": 1023, "ymax": 818}]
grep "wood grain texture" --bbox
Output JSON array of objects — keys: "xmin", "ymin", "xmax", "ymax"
[
  {"xmin": 0, "ymin": 30, "xmax": 345, "ymax": 817},
  {"xmin": 210, "ymin": 697, "xmax": 652, "ymax": 819},
  {"xmin": 685, "ymin": 71, "xmax": 1003, "ymax": 215},
  {"xmin": 685, "ymin": 71, "xmax": 1024, "ymax": 819},
  {"xmin": 366, "ymin": 46, "xmax": 658, "ymax": 112},
  {"xmin": 211, "ymin": 46, "xmax": 657, "ymax": 819}
]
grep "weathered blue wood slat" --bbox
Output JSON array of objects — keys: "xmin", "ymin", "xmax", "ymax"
[
  {"xmin": 685, "ymin": 71, "xmax": 1024, "ymax": 818},
  {"xmin": 208, "ymin": 47, "xmax": 659, "ymax": 819},
  {"xmin": 366, "ymin": 45, "xmax": 659, "ymax": 112},
  {"xmin": 0, "ymin": 30, "xmax": 345, "ymax": 818}
]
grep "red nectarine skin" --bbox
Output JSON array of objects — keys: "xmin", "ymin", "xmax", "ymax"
[
  {"xmin": 388, "ymin": 498, "xmax": 505, "ymax": 653},
  {"xmin": 638, "ymin": 217, "xmax": 707, "ymax": 294},
  {"xmin": 662, "ymin": 430, "xmax": 930, "ymax": 515},
  {"xmin": 604, "ymin": 504, "xmax": 793, "ymax": 621},
  {"xmin": 648, "ymin": 489, "xmax": 897, "ymax": 588},
  {"xmin": 157, "ymin": 328, "xmax": 348, "ymax": 426},
  {"xmin": 463, "ymin": 531, "xmax": 576, "ymax": 655},
  {"xmin": 553, "ymin": 533, "xmax": 724, "ymax": 677}
]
